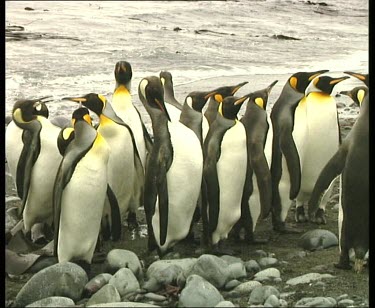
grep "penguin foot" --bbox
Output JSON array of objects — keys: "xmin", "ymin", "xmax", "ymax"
[
  {"xmin": 354, "ymin": 259, "xmax": 365, "ymax": 273},
  {"xmin": 127, "ymin": 212, "xmax": 139, "ymax": 230},
  {"xmin": 334, "ymin": 261, "xmax": 352, "ymax": 270},
  {"xmin": 273, "ymin": 222, "xmax": 303, "ymax": 234},
  {"xmin": 295, "ymin": 207, "xmax": 308, "ymax": 223},
  {"xmin": 314, "ymin": 209, "xmax": 326, "ymax": 225}
]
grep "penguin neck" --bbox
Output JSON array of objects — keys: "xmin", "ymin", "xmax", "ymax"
[
  {"xmin": 150, "ymin": 112, "xmax": 171, "ymax": 143},
  {"xmin": 180, "ymin": 102, "xmax": 203, "ymax": 144},
  {"xmin": 113, "ymin": 84, "xmax": 133, "ymax": 110},
  {"xmin": 205, "ymin": 97, "xmax": 219, "ymax": 124}
]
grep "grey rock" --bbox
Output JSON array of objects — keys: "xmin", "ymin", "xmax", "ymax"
[
  {"xmin": 146, "ymin": 258, "xmax": 197, "ymax": 279},
  {"xmin": 15, "ymin": 262, "xmax": 88, "ymax": 307},
  {"xmin": 228, "ymin": 262, "xmax": 247, "ymax": 280},
  {"xmin": 178, "ymin": 274, "xmax": 224, "ymax": 307},
  {"xmin": 230, "ymin": 280, "xmax": 262, "ymax": 296},
  {"xmin": 215, "ymin": 300, "xmax": 235, "ymax": 307},
  {"xmin": 259, "ymin": 257, "xmax": 278, "ymax": 269},
  {"xmin": 298, "ymin": 229, "xmax": 338, "ymax": 251},
  {"xmin": 144, "ymin": 293, "xmax": 167, "ymax": 302},
  {"xmin": 336, "ymin": 294, "xmax": 349, "ymax": 301},
  {"xmin": 26, "ymin": 296, "xmax": 75, "ymax": 307},
  {"xmin": 248, "ymin": 285, "xmax": 280, "ymax": 305},
  {"xmin": 253, "ymin": 268, "xmax": 280, "ymax": 282},
  {"xmin": 86, "ymin": 302, "xmax": 160, "ymax": 307},
  {"xmin": 224, "ymin": 279, "xmax": 241, "ymax": 290},
  {"xmin": 279, "ymin": 299, "xmax": 288, "ymax": 307},
  {"xmin": 86, "ymin": 284, "xmax": 121, "ymax": 306},
  {"xmin": 185, "ymin": 254, "xmax": 231, "ymax": 289},
  {"xmin": 84, "ymin": 273, "xmax": 113, "ymax": 296},
  {"xmin": 286, "ymin": 273, "xmax": 334, "ymax": 286},
  {"xmin": 106, "ymin": 249, "xmax": 143, "ymax": 280},
  {"xmin": 245, "ymin": 260, "xmax": 261, "ymax": 273},
  {"xmin": 220, "ymin": 255, "xmax": 244, "ymax": 265},
  {"xmin": 255, "ymin": 250, "xmax": 268, "ymax": 258},
  {"xmin": 109, "ymin": 268, "xmax": 140, "ymax": 297},
  {"xmin": 295, "ymin": 296, "xmax": 336, "ymax": 307},
  {"xmin": 264, "ymin": 294, "xmax": 280, "ymax": 307},
  {"xmin": 274, "ymin": 278, "xmax": 282, "ymax": 283},
  {"xmin": 143, "ymin": 264, "xmax": 185, "ymax": 292},
  {"xmin": 338, "ymin": 299, "xmax": 355, "ymax": 306}
]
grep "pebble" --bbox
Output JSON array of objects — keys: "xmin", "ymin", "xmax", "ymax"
[
  {"xmin": 86, "ymin": 284, "xmax": 121, "ymax": 306},
  {"xmin": 294, "ymin": 296, "xmax": 336, "ymax": 307},
  {"xmin": 146, "ymin": 258, "xmax": 197, "ymax": 280},
  {"xmin": 106, "ymin": 249, "xmax": 143, "ymax": 280},
  {"xmin": 178, "ymin": 274, "xmax": 224, "ymax": 307},
  {"xmin": 248, "ymin": 285, "xmax": 280, "ymax": 305},
  {"xmin": 286, "ymin": 273, "xmax": 334, "ymax": 285},
  {"xmin": 26, "ymin": 296, "xmax": 75, "ymax": 307},
  {"xmin": 253, "ymin": 268, "xmax": 281, "ymax": 282},
  {"xmin": 86, "ymin": 302, "xmax": 160, "ymax": 307},
  {"xmin": 255, "ymin": 250, "xmax": 268, "ymax": 258},
  {"xmin": 224, "ymin": 279, "xmax": 241, "ymax": 290},
  {"xmin": 108, "ymin": 268, "xmax": 140, "ymax": 297},
  {"xmin": 144, "ymin": 293, "xmax": 167, "ymax": 302},
  {"xmin": 185, "ymin": 254, "xmax": 231, "ymax": 289},
  {"xmin": 258, "ymin": 257, "xmax": 278, "ymax": 269},
  {"xmin": 14, "ymin": 262, "xmax": 88, "ymax": 307},
  {"xmin": 215, "ymin": 300, "xmax": 235, "ymax": 307},
  {"xmin": 84, "ymin": 273, "xmax": 113, "ymax": 296},
  {"xmin": 143, "ymin": 264, "xmax": 185, "ymax": 292},
  {"xmin": 279, "ymin": 292, "xmax": 295, "ymax": 299},
  {"xmin": 228, "ymin": 280, "xmax": 262, "ymax": 297},
  {"xmin": 264, "ymin": 294, "xmax": 280, "ymax": 307},
  {"xmin": 227, "ymin": 262, "xmax": 247, "ymax": 280},
  {"xmin": 245, "ymin": 260, "xmax": 261, "ymax": 273},
  {"xmin": 337, "ymin": 299, "xmax": 355, "ymax": 307},
  {"xmin": 336, "ymin": 294, "xmax": 349, "ymax": 301},
  {"xmin": 220, "ymin": 255, "xmax": 244, "ymax": 265},
  {"xmin": 279, "ymin": 299, "xmax": 288, "ymax": 307},
  {"xmin": 298, "ymin": 229, "xmax": 338, "ymax": 251}
]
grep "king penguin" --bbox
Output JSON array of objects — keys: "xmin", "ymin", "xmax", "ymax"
[
  {"xmin": 203, "ymin": 81, "xmax": 248, "ymax": 139},
  {"xmin": 160, "ymin": 71, "xmax": 183, "ymax": 122},
  {"xmin": 202, "ymin": 94, "xmax": 249, "ymax": 254},
  {"xmin": 295, "ymin": 75, "xmax": 349, "ymax": 224},
  {"xmin": 62, "ymin": 94, "xmax": 144, "ymax": 235},
  {"xmin": 111, "ymin": 60, "xmax": 153, "ymax": 227},
  {"xmin": 344, "ymin": 71, "xmax": 369, "ymax": 87},
  {"xmin": 270, "ymin": 70, "xmax": 328, "ymax": 233},
  {"xmin": 138, "ymin": 76, "xmax": 203, "ymax": 257},
  {"xmin": 6, "ymin": 96, "xmax": 62, "ymax": 234},
  {"xmin": 308, "ymin": 85, "xmax": 369, "ymax": 273},
  {"xmin": 232, "ymin": 80, "xmax": 278, "ymax": 243},
  {"xmin": 53, "ymin": 107, "xmax": 113, "ymax": 271}
]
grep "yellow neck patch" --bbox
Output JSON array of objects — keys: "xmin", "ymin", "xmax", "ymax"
[
  {"xmin": 99, "ymin": 114, "xmax": 113, "ymax": 126},
  {"xmin": 357, "ymin": 89, "xmax": 365, "ymax": 105},
  {"xmin": 218, "ymin": 102, "xmax": 223, "ymax": 116},
  {"xmin": 62, "ymin": 127, "xmax": 74, "ymax": 140},
  {"xmin": 114, "ymin": 85, "xmax": 130, "ymax": 96}
]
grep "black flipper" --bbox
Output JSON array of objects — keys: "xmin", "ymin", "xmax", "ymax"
[
  {"xmin": 18, "ymin": 126, "xmax": 42, "ymax": 216},
  {"xmin": 157, "ymin": 162, "xmax": 169, "ymax": 246},
  {"xmin": 308, "ymin": 143, "xmax": 348, "ymax": 216},
  {"xmin": 279, "ymin": 126, "xmax": 301, "ymax": 200},
  {"xmin": 238, "ymin": 165, "xmax": 255, "ymax": 239},
  {"xmin": 106, "ymin": 184, "xmax": 121, "ymax": 241}
]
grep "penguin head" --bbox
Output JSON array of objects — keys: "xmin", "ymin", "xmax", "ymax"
[
  {"xmin": 212, "ymin": 81, "xmax": 248, "ymax": 103},
  {"xmin": 288, "ymin": 70, "xmax": 329, "ymax": 93},
  {"xmin": 160, "ymin": 71, "xmax": 174, "ymax": 89},
  {"xmin": 114, "ymin": 61, "xmax": 132, "ymax": 88},
  {"xmin": 71, "ymin": 107, "xmax": 93, "ymax": 126},
  {"xmin": 340, "ymin": 86, "xmax": 368, "ymax": 107},
  {"xmin": 185, "ymin": 90, "xmax": 217, "ymax": 112},
  {"xmin": 344, "ymin": 71, "xmax": 369, "ymax": 87},
  {"xmin": 63, "ymin": 93, "xmax": 107, "ymax": 117},
  {"xmin": 247, "ymin": 80, "xmax": 278, "ymax": 110},
  {"xmin": 218, "ymin": 95, "xmax": 249, "ymax": 120},
  {"xmin": 12, "ymin": 96, "xmax": 52, "ymax": 126},
  {"xmin": 306, "ymin": 75, "xmax": 350, "ymax": 96},
  {"xmin": 139, "ymin": 76, "xmax": 171, "ymax": 121}
]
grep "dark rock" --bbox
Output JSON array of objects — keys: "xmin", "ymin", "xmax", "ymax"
[{"xmin": 298, "ymin": 229, "xmax": 338, "ymax": 251}]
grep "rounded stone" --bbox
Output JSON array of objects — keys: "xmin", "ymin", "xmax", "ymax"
[
  {"xmin": 106, "ymin": 249, "xmax": 143, "ymax": 280},
  {"xmin": 84, "ymin": 273, "xmax": 113, "ymax": 296},
  {"xmin": 245, "ymin": 260, "xmax": 261, "ymax": 273},
  {"xmin": 248, "ymin": 285, "xmax": 280, "ymax": 305},
  {"xmin": 258, "ymin": 257, "xmax": 278, "ymax": 269},
  {"xmin": 26, "ymin": 296, "xmax": 75, "ymax": 307},
  {"xmin": 298, "ymin": 229, "xmax": 338, "ymax": 251},
  {"xmin": 86, "ymin": 284, "xmax": 121, "ymax": 306},
  {"xmin": 108, "ymin": 268, "xmax": 140, "ymax": 297}
]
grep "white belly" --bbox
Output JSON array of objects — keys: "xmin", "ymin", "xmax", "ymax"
[
  {"xmin": 98, "ymin": 123, "xmax": 136, "ymax": 219},
  {"xmin": 58, "ymin": 140, "xmax": 109, "ymax": 263},
  {"xmin": 165, "ymin": 103, "xmax": 182, "ymax": 122},
  {"xmin": 212, "ymin": 122, "xmax": 247, "ymax": 245},
  {"xmin": 152, "ymin": 121, "xmax": 203, "ymax": 252},
  {"xmin": 202, "ymin": 116, "xmax": 209, "ymax": 142},
  {"xmin": 299, "ymin": 94, "xmax": 339, "ymax": 201},
  {"xmin": 264, "ymin": 114, "xmax": 273, "ymax": 168},
  {"xmin": 248, "ymin": 173, "xmax": 261, "ymax": 231}
]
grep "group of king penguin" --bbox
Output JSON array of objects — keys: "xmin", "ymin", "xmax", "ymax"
[{"xmin": 5, "ymin": 60, "xmax": 369, "ymax": 274}]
